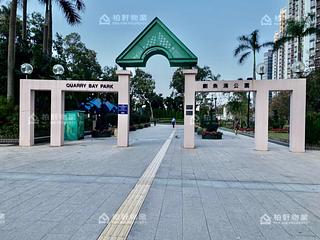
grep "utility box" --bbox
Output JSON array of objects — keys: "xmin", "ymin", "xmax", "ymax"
[{"xmin": 64, "ymin": 111, "xmax": 85, "ymax": 141}]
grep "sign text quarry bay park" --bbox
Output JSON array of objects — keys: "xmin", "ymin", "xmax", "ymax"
[{"xmin": 65, "ymin": 82, "xmax": 114, "ymax": 90}]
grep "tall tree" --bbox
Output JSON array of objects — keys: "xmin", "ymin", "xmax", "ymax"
[
  {"xmin": 101, "ymin": 66, "xmax": 118, "ymax": 82},
  {"xmin": 170, "ymin": 66, "xmax": 219, "ymax": 95},
  {"xmin": 234, "ymin": 29, "xmax": 273, "ymax": 80},
  {"xmin": 6, "ymin": 0, "xmax": 18, "ymax": 100},
  {"xmin": 22, "ymin": 0, "xmax": 27, "ymax": 41},
  {"xmin": 130, "ymin": 69, "xmax": 156, "ymax": 120},
  {"xmin": 170, "ymin": 66, "xmax": 220, "ymax": 116},
  {"xmin": 226, "ymin": 92, "xmax": 248, "ymax": 126},
  {"xmin": 234, "ymin": 29, "xmax": 273, "ymax": 128},
  {"xmin": 40, "ymin": 0, "xmax": 85, "ymax": 56},
  {"xmin": 269, "ymin": 92, "xmax": 290, "ymax": 128},
  {"xmin": 54, "ymin": 32, "xmax": 102, "ymax": 80},
  {"xmin": 274, "ymin": 14, "xmax": 319, "ymax": 62},
  {"xmin": 306, "ymin": 69, "xmax": 320, "ymax": 112},
  {"xmin": 0, "ymin": 6, "xmax": 10, "ymax": 96}
]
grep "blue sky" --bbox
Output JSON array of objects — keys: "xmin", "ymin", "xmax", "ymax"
[{"xmin": 23, "ymin": 0, "xmax": 286, "ymax": 96}]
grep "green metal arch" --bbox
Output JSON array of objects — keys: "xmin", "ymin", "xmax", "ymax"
[
  {"xmin": 141, "ymin": 46, "xmax": 172, "ymax": 66},
  {"xmin": 116, "ymin": 17, "xmax": 198, "ymax": 68}
]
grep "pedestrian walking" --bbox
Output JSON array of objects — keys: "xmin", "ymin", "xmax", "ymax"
[
  {"xmin": 171, "ymin": 118, "xmax": 176, "ymax": 128},
  {"xmin": 234, "ymin": 118, "xmax": 240, "ymax": 135}
]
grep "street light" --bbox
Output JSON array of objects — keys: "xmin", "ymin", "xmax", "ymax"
[
  {"xmin": 53, "ymin": 64, "xmax": 65, "ymax": 79},
  {"xmin": 291, "ymin": 61, "xmax": 305, "ymax": 78},
  {"xmin": 256, "ymin": 63, "xmax": 266, "ymax": 80},
  {"xmin": 20, "ymin": 63, "xmax": 33, "ymax": 79}
]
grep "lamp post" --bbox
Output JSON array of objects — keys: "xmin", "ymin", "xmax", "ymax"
[
  {"xmin": 256, "ymin": 63, "xmax": 266, "ymax": 80},
  {"xmin": 291, "ymin": 61, "xmax": 305, "ymax": 78},
  {"xmin": 52, "ymin": 64, "xmax": 65, "ymax": 80},
  {"xmin": 20, "ymin": 63, "xmax": 33, "ymax": 79}
]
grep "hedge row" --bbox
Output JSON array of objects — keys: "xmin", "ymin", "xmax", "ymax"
[
  {"xmin": 95, "ymin": 112, "xmax": 150, "ymax": 127},
  {"xmin": 153, "ymin": 109, "xmax": 183, "ymax": 120}
]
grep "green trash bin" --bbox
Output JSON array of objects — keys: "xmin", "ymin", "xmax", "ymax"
[{"xmin": 64, "ymin": 111, "xmax": 85, "ymax": 141}]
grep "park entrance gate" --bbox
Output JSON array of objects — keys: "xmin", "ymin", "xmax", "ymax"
[{"xmin": 19, "ymin": 18, "xmax": 306, "ymax": 152}]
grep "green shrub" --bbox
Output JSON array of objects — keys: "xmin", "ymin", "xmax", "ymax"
[
  {"xmin": 306, "ymin": 112, "xmax": 320, "ymax": 145},
  {"xmin": 105, "ymin": 113, "xmax": 118, "ymax": 126},
  {"xmin": 0, "ymin": 96, "xmax": 19, "ymax": 138},
  {"xmin": 130, "ymin": 113, "xmax": 149, "ymax": 125},
  {"xmin": 153, "ymin": 109, "xmax": 183, "ymax": 119},
  {"xmin": 129, "ymin": 125, "xmax": 137, "ymax": 131},
  {"xmin": 0, "ymin": 122, "xmax": 19, "ymax": 138},
  {"xmin": 197, "ymin": 127, "xmax": 203, "ymax": 135}
]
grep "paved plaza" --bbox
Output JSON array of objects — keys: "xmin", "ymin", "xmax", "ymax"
[{"xmin": 1, "ymin": 125, "xmax": 320, "ymax": 240}]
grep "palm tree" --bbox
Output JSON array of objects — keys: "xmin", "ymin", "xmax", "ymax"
[
  {"xmin": 6, "ymin": 0, "xmax": 85, "ymax": 100},
  {"xmin": 40, "ymin": 0, "xmax": 85, "ymax": 56},
  {"xmin": 234, "ymin": 29, "xmax": 274, "ymax": 80},
  {"xmin": 22, "ymin": 0, "xmax": 27, "ymax": 41},
  {"xmin": 7, "ymin": 0, "xmax": 18, "ymax": 100},
  {"xmin": 234, "ymin": 30, "xmax": 273, "ymax": 128},
  {"xmin": 274, "ymin": 14, "xmax": 320, "ymax": 63}
]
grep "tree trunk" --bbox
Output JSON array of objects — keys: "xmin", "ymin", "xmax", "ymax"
[
  {"xmin": 247, "ymin": 93, "xmax": 250, "ymax": 129},
  {"xmin": 7, "ymin": 0, "xmax": 18, "ymax": 101},
  {"xmin": 297, "ymin": 37, "xmax": 302, "ymax": 62},
  {"xmin": 22, "ymin": 0, "xmax": 27, "ymax": 41},
  {"xmin": 253, "ymin": 50, "xmax": 256, "ymax": 80},
  {"xmin": 246, "ymin": 50, "xmax": 257, "ymax": 129},
  {"xmin": 47, "ymin": 0, "xmax": 52, "ymax": 56},
  {"xmin": 43, "ymin": 1, "xmax": 49, "ymax": 55},
  {"xmin": 149, "ymin": 101, "xmax": 154, "ymax": 121}
]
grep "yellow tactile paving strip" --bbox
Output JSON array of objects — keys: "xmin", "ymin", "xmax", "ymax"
[{"xmin": 97, "ymin": 130, "xmax": 175, "ymax": 240}]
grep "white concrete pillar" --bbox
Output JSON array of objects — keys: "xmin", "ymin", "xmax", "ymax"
[
  {"xmin": 19, "ymin": 80, "xmax": 35, "ymax": 147},
  {"xmin": 50, "ymin": 90, "xmax": 65, "ymax": 147},
  {"xmin": 183, "ymin": 69, "xmax": 197, "ymax": 149},
  {"xmin": 116, "ymin": 70, "xmax": 131, "ymax": 147},
  {"xmin": 254, "ymin": 89, "xmax": 269, "ymax": 151},
  {"xmin": 289, "ymin": 86, "xmax": 306, "ymax": 153}
]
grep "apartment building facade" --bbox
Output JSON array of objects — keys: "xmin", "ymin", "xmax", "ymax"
[
  {"xmin": 287, "ymin": 0, "xmax": 316, "ymax": 77},
  {"xmin": 273, "ymin": 8, "xmax": 287, "ymax": 79},
  {"xmin": 315, "ymin": 0, "xmax": 320, "ymax": 68},
  {"xmin": 273, "ymin": 0, "xmax": 317, "ymax": 79}
]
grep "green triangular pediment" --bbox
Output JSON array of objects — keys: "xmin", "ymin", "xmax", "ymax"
[{"xmin": 116, "ymin": 17, "xmax": 198, "ymax": 68}]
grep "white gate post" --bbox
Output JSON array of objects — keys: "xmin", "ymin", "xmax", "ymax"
[
  {"xmin": 116, "ymin": 70, "xmax": 131, "ymax": 147},
  {"xmin": 289, "ymin": 83, "xmax": 306, "ymax": 153},
  {"xmin": 50, "ymin": 90, "xmax": 65, "ymax": 147},
  {"xmin": 254, "ymin": 89, "xmax": 269, "ymax": 151},
  {"xmin": 19, "ymin": 80, "xmax": 35, "ymax": 146},
  {"xmin": 183, "ymin": 69, "xmax": 197, "ymax": 149}
]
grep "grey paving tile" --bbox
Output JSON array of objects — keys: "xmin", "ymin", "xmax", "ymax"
[
  {"xmin": 155, "ymin": 216, "xmax": 182, "ymax": 240},
  {"xmin": 42, "ymin": 233, "xmax": 72, "ymax": 240},
  {"xmin": 1, "ymin": 126, "xmax": 320, "ymax": 240}
]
